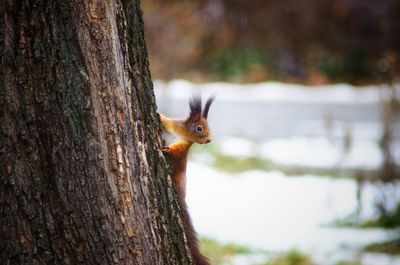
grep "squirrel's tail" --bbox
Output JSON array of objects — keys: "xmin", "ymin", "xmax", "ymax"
[{"xmin": 178, "ymin": 198, "xmax": 210, "ymax": 265}]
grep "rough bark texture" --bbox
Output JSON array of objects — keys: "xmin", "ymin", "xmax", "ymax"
[{"xmin": 0, "ymin": 1, "xmax": 194, "ymax": 264}]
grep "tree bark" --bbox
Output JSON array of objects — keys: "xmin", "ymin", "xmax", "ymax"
[{"xmin": 0, "ymin": 1, "xmax": 194, "ymax": 264}]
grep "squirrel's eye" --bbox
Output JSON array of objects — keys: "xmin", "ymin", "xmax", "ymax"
[{"xmin": 196, "ymin": 126, "xmax": 203, "ymax": 132}]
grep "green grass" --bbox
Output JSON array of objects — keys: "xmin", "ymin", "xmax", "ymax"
[
  {"xmin": 200, "ymin": 237, "xmax": 253, "ymax": 265},
  {"xmin": 208, "ymin": 47, "xmax": 270, "ymax": 81},
  {"xmin": 364, "ymin": 238, "xmax": 400, "ymax": 255},
  {"xmin": 212, "ymin": 152, "xmax": 277, "ymax": 173},
  {"xmin": 194, "ymin": 144, "xmax": 356, "ymax": 179},
  {"xmin": 259, "ymin": 250, "xmax": 315, "ymax": 265},
  {"xmin": 332, "ymin": 204, "xmax": 400, "ymax": 229},
  {"xmin": 200, "ymin": 238, "xmax": 318, "ymax": 265},
  {"xmin": 334, "ymin": 260, "xmax": 362, "ymax": 265},
  {"xmin": 360, "ymin": 205, "xmax": 400, "ymax": 229},
  {"xmin": 200, "ymin": 237, "xmax": 374, "ymax": 265}
]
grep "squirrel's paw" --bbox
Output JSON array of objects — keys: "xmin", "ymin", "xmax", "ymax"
[{"xmin": 162, "ymin": 146, "xmax": 171, "ymax": 154}]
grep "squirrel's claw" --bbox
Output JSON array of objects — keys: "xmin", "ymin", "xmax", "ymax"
[{"xmin": 162, "ymin": 146, "xmax": 171, "ymax": 154}]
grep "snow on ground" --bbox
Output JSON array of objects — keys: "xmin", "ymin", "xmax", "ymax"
[
  {"xmin": 259, "ymin": 136, "xmax": 342, "ymax": 168},
  {"xmin": 154, "ymin": 79, "xmax": 385, "ymax": 104},
  {"xmin": 217, "ymin": 137, "xmax": 255, "ymax": 157},
  {"xmin": 186, "ymin": 161, "xmax": 400, "ymax": 265},
  {"xmin": 260, "ymin": 136, "xmax": 382, "ymax": 170}
]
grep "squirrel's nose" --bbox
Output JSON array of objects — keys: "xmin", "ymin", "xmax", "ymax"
[{"xmin": 206, "ymin": 139, "xmax": 211, "ymax": 143}]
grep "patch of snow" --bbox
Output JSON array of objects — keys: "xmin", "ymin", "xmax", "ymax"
[
  {"xmin": 342, "ymin": 140, "xmax": 383, "ymax": 169},
  {"xmin": 218, "ymin": 137, "xmax": 255, "ymax": 157},
  {"xmin": 186, "ymin": 161, "xmax": 400, "ymax": 255},
  {"xmin": 259, "ymin": 136, "xmax": 341, "ymax": 168},
  {"xmin": 258, "ymin": 136, "xmax": 382, "ymax": 170},
  {"xmin": 154, "ymin": 79, "xmax": 385, "ymax": 104},
  {"xmin": 360, "ymin": 252, "xmax": 400, "ymax": 265}
]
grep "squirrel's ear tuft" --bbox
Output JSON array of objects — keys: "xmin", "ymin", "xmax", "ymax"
[
  {"xmin": 202, "ymin": 94, "xmax": 216, "ymax": 119},
  {"xmin": 189, "ymin": 94, "xmax": 202, "ymax": 121}
]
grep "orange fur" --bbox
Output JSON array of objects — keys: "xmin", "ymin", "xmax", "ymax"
[{"xmin": 163, "ymin": 140, "xmax": 192, "ymax": 199}]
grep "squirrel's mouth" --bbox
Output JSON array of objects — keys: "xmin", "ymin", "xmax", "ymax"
[{"xmin": 201, "ymin": 139, "xmax": 211, "ymax": 144}]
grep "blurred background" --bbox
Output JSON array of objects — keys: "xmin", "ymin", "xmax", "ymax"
[{"xmin": 143, "ymin": 1, "xmax": 400, "ymax": 264}]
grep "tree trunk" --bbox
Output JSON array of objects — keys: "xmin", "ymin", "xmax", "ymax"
[{"xmin": 0, "ymin": 1, "xmax": 194, "ymax": 264}]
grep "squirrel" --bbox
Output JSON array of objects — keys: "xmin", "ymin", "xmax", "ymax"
[{"xmin": 160, "ymin": 95, "xmax": 215, "ymax": 265}]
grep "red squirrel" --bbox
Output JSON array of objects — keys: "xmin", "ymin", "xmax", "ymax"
[{"xmin": 160, "ymin": 95, "xmax": 215, "ymax": 265}]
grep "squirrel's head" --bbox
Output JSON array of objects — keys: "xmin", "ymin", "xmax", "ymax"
[{"xmin": 183, "ymin": 95, "xmax": 215, "ymax": 144}]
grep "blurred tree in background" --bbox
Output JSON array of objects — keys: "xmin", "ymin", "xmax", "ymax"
[{"xmin": 143, "ymin": 0, "xmax": 399, "ymax": 84}]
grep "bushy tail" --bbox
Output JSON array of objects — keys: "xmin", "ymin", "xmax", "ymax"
[{"xmin": 178, "ymin": 198, "xmax": 210, "ymax": 265}]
